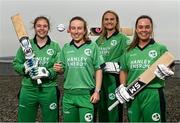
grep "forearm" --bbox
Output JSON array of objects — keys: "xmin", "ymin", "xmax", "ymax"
[
  {"xmin": 95, "ymin": 69, "xmax": 102, "ymax": 92},
  {"xmin": 119, "ymin": 71, "xmax": 127, "ymax": 85},
  {"xmin": 47, "ymin": 67, "xmax": 58, "ymax": 79}
]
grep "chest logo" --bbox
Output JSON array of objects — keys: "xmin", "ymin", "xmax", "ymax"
[
  {"xmin": 47, "ymin": 49, "xmax": 54, "ymax": 56},
  {"xmin": 111, "ymin": 40, "xmax": 117, "ymax": 46},
  {"xmin": 148, "ymin": 50, "xmax": 157, "ymax": 58},
  {"xmin": 84, "ymin": 48, "xmax": 92, "ymax": 56}
]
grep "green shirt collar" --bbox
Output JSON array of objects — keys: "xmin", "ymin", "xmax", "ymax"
[
  {"xmin": 33, "ymin": 35, "xmax": 51, "ymax": 49},
  {"xmin": 70, "ymin": 40, "xmax": 92, "ymax": 49},
  {"xmin": 137, "ymin": 38, "xmax": 155, "ymax": 51},
  {"xmin": 106, "ymin": 31, "xmax": 119, "ymax": 40}
]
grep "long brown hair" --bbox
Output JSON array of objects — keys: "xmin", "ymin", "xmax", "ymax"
[
  {"xmin": 128, "ymin": 15, "xmax": 153, "ymax": 51},
  {"xmin": 69, "ymin": 16, "xmax": 90, "ymax": 42},
  {"xmin": 101, "ymin": 10, "xmax": 120, "ymax": 38}
]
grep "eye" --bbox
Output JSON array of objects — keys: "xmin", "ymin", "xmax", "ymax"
[
  {"xmin": 43, "ymin": 25, "xmax": 48, "ymax": 28},
  {"xmin": 145, "ymin": 25, "xmax": 151, "ymax": 29},
  {"xmin": 137, "ymin": 25, "xmax": 143, "ymax": 29},
  {"xmin": 110, "ymin": 18, "xmax": 115, "ymax": 21},
  {"xmin": 77, "ymin": 26, "xmax": 83, "ymax": 30},
  {"xmin": 104, "ymin": 18, "xmax": 109, "ymax": 21},
  {"xmin": 36, "ymin": 24, "xmax": 41, "ymax": 28},
  {"xmin": 70, "ymin": 26, "xmax": 76, "ymax": 30}
]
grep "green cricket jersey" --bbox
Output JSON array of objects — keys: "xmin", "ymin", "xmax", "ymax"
[
  {"xmin": 59, "ymin": 40, "xmax": 104, "ymax": 90},
  {"xmin": 96, "ymin": 32, "xmax": 129, "ymax": 62},
  {"xmin": 13, "ymin": 36, "xmax": 61, "ymax": 87},
  {"xmin": 121, "ymin": 39, "xmax": 168, "ymax": 88}
]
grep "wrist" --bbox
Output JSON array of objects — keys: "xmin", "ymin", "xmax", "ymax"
[{"xmin": 94, "ymin": 88, "xmax": 101, "ymax": 93}]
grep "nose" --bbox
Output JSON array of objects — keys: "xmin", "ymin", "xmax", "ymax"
[
  {"xmin": 140, "ymin": 27, "xmax": 149, "ymax": 33},
  {"xmin": 74, "ymin": 28, "xmax": 78, "ymax": 33}
]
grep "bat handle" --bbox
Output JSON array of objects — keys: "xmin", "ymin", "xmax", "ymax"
[
  {"xmin": 37, "ymin": 79, "xmax": 42, "ymax": 84},
  {"xmin": 108, "ymin": 100, "xmax": 119, "ymax": 111}
]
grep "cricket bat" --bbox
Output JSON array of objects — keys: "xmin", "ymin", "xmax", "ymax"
[
  {"xmin": 89, "ymin": 27, "xmax": 133, "ymax": 36},
  {"xmin": 11, "ymin": 13, "xmax": 42, "ymax": 84},
  {"xmin": 108, "ymin": 52, "xmax": 175, "ymax": 111}
]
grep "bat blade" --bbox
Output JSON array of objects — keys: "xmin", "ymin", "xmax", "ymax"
[{"xmin": 11, "ymin": 13, "xmax": 28, "ymax": 41}]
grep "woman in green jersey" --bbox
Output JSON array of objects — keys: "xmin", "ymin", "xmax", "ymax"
[
  {"xmin": 13, "ymin": 16, "xmax": 61, "ymax": 122},
  {"xmin": 54, "ymin": 16, "xmax": 104, "ymax": 122},
  {"xmin": 95, "ymin": 10, "xmax": 129, "ymax": 122},
  {"xmin": 115, "ymin": 15, "xmax": 174, "ymax": 122}
]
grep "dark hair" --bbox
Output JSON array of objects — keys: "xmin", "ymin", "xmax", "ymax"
[
  {"xmin": 101, "ymin": 10, "xmax": 120, "ymax": 38},
  {"xmin": 69, "ymin": 16, "xmax": 90, "ymax": 42},
  {"xmin": 33, "ymin": 16, "xmax": 50, "ymax": 30},
  {"xmin": 128, "ymin": 15, "xmax": 153, "ymax": 51}
]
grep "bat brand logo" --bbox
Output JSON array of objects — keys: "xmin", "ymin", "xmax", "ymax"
[
  {"xmin": 47, "ymin": 49, "xmax": 54, "ymax": 56},
  {"xmin": 128, "ymin": 80, "xmax": 145, "ymax": 95},
  {"xmin": 84, "ymin": 113, "xmax": 93, "ymax": 122}
]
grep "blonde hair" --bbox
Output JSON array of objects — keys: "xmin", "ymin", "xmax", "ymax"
[{"xmin": 101, "ymin": 10, "xmax": 120, "ymax": 38}]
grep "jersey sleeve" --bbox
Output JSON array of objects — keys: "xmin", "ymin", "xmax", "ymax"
[
  {"xmin": 159, "ymin": 43, "xmax": 168, "ymax": 55},
  {"xmin": 119, "ymin": 35, "xmax": 129, "ymax": 61},
  {"xmin": 120, "ymin": 51, "xmax": 129, "ymax": 72},
  {"xmin": 93, "ymin": 43, "xmax": 105, "ymax": 70},
  {"xmin": 58, "ymin": 44, "xmax": 66, "ymax": 70},
  {"xmin": 12, "ymin": 47, "xmax": 26, "ymax": 75},
  {"xmin": 47, "ymin": 42, "xmax": 62, "ymax": 79}
]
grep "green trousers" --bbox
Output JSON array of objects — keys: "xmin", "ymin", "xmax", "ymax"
[
  {"xmin": 18, "ymin": 86, "xmax": 60, "ymax": 122},
  {"xmin": 63, "ymin": 89, "xmax": 94, "ymax": 122},
  {"xmin": 127, "ymin": 88, "xmax": 166, "ymax": 122},
  {"xmin": 97, "ymin": 73, "xmax": 123, "ymax": 122}
]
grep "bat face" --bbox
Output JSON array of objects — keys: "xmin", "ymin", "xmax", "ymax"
[
  {"xmin": 11, "ymin": 13, "xmax": 28, "ymax": 40},
  {"xmin": 11, "ymin": 14, "xmax": 34, "ymax": 59}
]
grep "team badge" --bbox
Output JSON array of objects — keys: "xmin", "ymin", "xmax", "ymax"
[
  {"xmin": 111, "ymin": 40, "xmax": 117, "ymax": 46},
  {"xmin": 109, "ymin": 93, "xmax": 115, "ymax": 100},
  {"xmin": 84, "ymin": 48, "xmax": 92, "ymax": 56},
  {"xmin": 149, "ymin": 50, "xmax": 157, "ymax": 58},
  {"xmin": 84, "ymin": 113, "xmax": 93, "ymax": 122},
  {"xmin": 152, "ymin": 113, "xmax": 161, "ymax": 121},
  {"xmin": 47, "ymin": 49, "xmax": 54, "ymax": 56},
  {"xmin": 49, "ymin": 103, "xmax": 57, "ymax": 110}
]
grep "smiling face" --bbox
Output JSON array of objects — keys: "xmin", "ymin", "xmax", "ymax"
[
  {"xmin": 103, "ymin": 12, "xmax": 117, "ymax": 31},
  {"xmin": 136, "ymin": 18, "xmax": 153, "ymax": 42},
  {"xmin": 34, "ymin": 19, "xmax": 49, "ymax": 39},
  {"xmin": 69, "ymin": 19, "xmax": 86, "ymax": 43}
]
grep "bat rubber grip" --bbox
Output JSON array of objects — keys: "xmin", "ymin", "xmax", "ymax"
[
  {"xmin": 108, "ymin": 100, "xmax": 119, "ymax": 111},
  {"xmin": 37, "ymin": 79, "xmax": 42, "ymax": 84}
]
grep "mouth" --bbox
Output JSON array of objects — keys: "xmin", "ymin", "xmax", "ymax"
[{"xmin": 139, "ymin": 32, "xmax": 150, "ymax": 37}]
